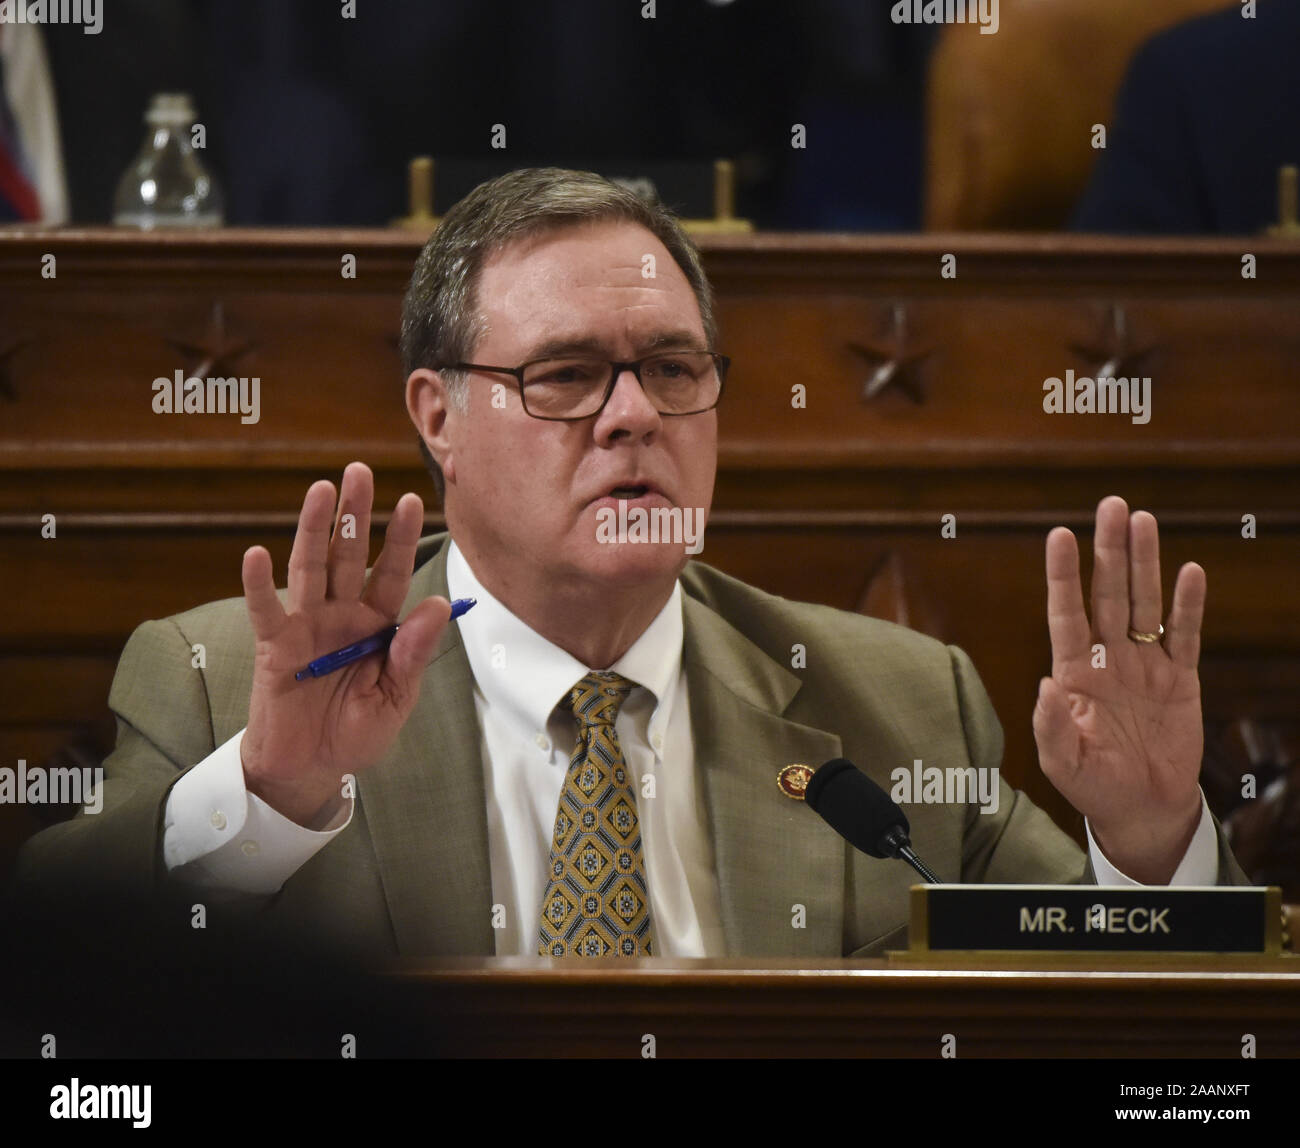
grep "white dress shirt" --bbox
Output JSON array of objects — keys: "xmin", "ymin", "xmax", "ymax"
[
  {"xmin": 161, "ymin": 540, "xmax": 1222, "ymax": 948},
  {"xmin": 444, "ymin": 542, "xmax": 727, "ymax": 956}
]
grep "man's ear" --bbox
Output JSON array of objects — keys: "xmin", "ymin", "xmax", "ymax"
[{"xmin": 405, "ymin": 368, "xmax": 457, "ymax": 484}]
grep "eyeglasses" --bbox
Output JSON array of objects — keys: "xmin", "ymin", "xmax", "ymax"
[{"xmin": 436, "ymin": 350, "xmax": 730, "ymax": 421}]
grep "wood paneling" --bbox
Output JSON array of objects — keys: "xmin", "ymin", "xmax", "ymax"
[
  {"xmin": 388, "ymin": 956, "xmax": 1300, "ymax": 1058},
  {"xmin": 3, "ymin": 230, "xmax": 1297, "ymax": 884}
]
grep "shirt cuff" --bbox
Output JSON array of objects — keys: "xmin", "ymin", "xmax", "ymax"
[
  {"xmin": 1085, "ymin": 790, "xmax": 1218, "ymax": 886},
  {"xmin": 162, "ymin": 727, "xmax": 354, "ymax": 894}
]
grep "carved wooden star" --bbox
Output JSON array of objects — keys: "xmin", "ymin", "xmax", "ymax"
[
  {"xmin": 166, "ymin": 301, "xmax": 255, "ymax": 379},
  {"xmin": 846, "ymin": 303, "xmax": 931, "ymax": 405},
  {"xmin": 1068, "ymin": 302, "xmax": 1157, "ymax": 379}
]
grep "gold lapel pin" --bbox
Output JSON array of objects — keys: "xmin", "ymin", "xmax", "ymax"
[{"xmin": 777, "ymin": 763, "xmax": 815, "ymax": 800}]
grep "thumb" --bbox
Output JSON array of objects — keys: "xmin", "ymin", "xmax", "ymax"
[
  {"xmin": 1032, "ymin": 676, "xmax": 1079, "ymax": 782},
  {"xmin": 383, "ymin": 596, "xmax": 453, "ymax": 695}
]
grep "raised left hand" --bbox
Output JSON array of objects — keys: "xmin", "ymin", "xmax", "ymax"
[{"xmin": 1033, "ymin": 495, "xmax": 1205, "ymax": 883}]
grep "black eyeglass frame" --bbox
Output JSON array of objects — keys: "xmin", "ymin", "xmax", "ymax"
[{"xmin": 433, "ymin": 351, "xmax": 731, "ymax": 421}]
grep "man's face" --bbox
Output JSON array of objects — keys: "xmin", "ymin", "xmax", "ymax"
[{"xmin": 420, "ymin": 219, "xmax": 718, "ymax": 599}]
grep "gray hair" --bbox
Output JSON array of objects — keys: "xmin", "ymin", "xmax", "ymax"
[{"xmin": 399, "ymin": 167, "xmax": 719, "ymax": 501}]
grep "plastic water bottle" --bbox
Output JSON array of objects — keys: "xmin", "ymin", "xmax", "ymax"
[{"xmin": 112, "ymin": 93, "xmax": 223, "ymax": 228}]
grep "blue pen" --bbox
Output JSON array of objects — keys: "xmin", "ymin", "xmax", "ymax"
[{"xmin": 294, "ymin": 597, "xmax": 477, "ymax": 681}]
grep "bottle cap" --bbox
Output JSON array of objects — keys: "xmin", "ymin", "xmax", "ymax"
[{"xmin": 145, "ymin": 93, "xmax": 196, "ymax": 126}]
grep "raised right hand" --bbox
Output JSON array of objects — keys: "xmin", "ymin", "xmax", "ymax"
[{"xmin": 239, "ymin": 461, "xmax": 452, "ymax": 826}]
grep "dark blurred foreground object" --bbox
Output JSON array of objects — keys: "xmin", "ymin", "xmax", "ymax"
[
  {"xmin": 1072, "ymin": 0, "xmax": 1300, "ymax": 234},
  {"xmin": 0, "ymin": 881, "xmax": 435, "ymax": 1057},
  {"xmin": 925, "ymin": 0, "xmax": 1236, "ymax": 229},
  {"xmin": 3, "ymin": 881, "xmax": 1297, "ymax": 1059}
]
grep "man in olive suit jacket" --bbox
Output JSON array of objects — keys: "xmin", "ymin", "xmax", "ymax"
[
  {"xmin": 14, "ymin": 168, "xmax": 1247, "ymax": 966},
  {"xmin": 25, "ymin": 530, "xmax": 1206, "ymax": 962}
]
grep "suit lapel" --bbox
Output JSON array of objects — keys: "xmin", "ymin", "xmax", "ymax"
[
  {"xmin": 683, "ymin": 596, "xmax": 845, "ymax": 957},
  {"xmin": 357, "ymin": 536, "xmax": 496, "ymax": 955}
]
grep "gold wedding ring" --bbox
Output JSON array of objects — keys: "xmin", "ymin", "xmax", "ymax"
[{"xmin": 1127, "ymin": 624, "xmax": 1165, "ymax": 643}]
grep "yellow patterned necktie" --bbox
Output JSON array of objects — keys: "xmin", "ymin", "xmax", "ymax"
[{"xmin": 538, "ymin": 671, "xmax": 655, "ymax": 957}]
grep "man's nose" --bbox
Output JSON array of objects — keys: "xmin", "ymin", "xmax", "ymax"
[{"xmin": 596, "ymin": 366, "xmax": 661, "ymax": 439}]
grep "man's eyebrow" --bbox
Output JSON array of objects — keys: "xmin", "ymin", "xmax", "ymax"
[{"xmin": 524, "ymin": 330, "xmax": 704, "ymax": 360}]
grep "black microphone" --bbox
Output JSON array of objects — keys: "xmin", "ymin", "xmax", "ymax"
[{"xmin": 804, "ymin": 757, "xmax": 944, "ymax": 884}]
